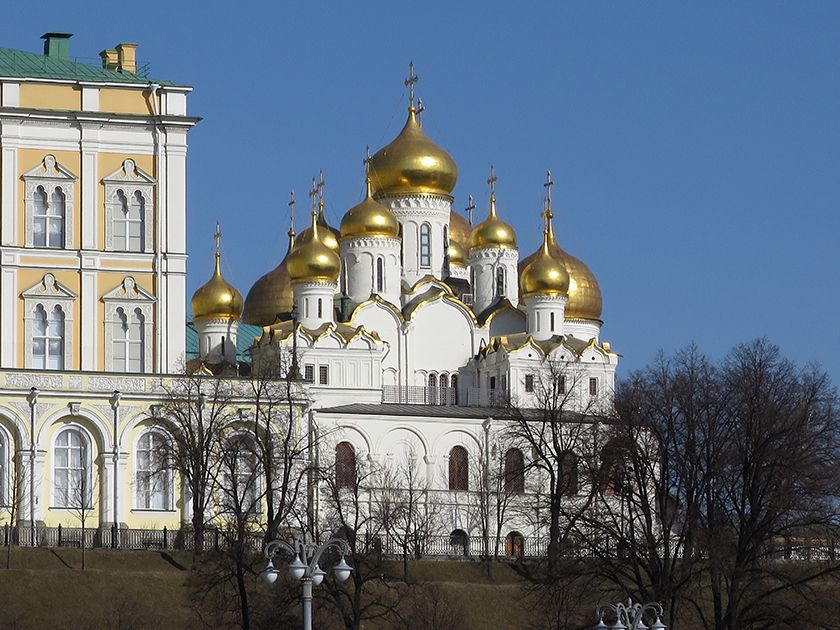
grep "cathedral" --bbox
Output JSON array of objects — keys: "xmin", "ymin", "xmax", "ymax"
[{"xmin": 0, "ymin": 35, "xmax": 617, "ymax": 546}]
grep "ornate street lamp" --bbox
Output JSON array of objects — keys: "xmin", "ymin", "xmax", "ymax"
[
  {"xmin": 595, "ymin": 599, "xmax": 666, "ymax": 630},
  {"xmin": 261, "ymin": 535, "xmax": 353, "ymax": 630}
]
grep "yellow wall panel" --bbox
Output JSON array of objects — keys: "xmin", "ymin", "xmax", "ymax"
[
  {"xmin": 19, "ymin": 83, "xmax": 81, "ymax": 111},
  {"xmin": 99, "ymin": 87, "xmax": 157, "ymax": 116}
]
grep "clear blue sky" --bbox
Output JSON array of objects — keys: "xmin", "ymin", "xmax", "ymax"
[{"xmin": 6, "ymin": 2, "xmax": 840, "ymax": 384}]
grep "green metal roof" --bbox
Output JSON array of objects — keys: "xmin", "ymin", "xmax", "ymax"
[
  {"xmin": 0, "ymin": 45, "xmax": 187, "ymax": 87},
  {"xmin": 185, "ymin": 320, "xmax": 263, "ymax": 363}
]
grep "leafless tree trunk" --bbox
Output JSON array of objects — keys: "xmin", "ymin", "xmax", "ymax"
[
  {"xmin": 66, "ymin": 466, "xmax": 95, "ymax": 570},
  {"xmin": 4, "ymin": 453, "xmax": 23, "ymax": 569}
]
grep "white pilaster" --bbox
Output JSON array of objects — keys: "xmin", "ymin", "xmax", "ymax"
[
  {"xmin": 80, "ymin": 127, "xmax": 100, "ymax": 250},
  {"xmin": 1, "ymin": 122, "xmax": 20, "ymax": 246},
  {"xmin": 80, "ymin": 268, "xmax": 97, "ymax": 370},
  {"xmin": 1, "ymin": 262, "xmax": 17, "ymax": 367}
]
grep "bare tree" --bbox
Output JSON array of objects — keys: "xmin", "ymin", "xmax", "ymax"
[
  {"xmin": 65, "ymin": 463, "xmax": 96, "ymax": 570},
  {"xmin": 156, "ymin": 371, "xmax": 236, "ymax": 559},
  {"xmin": 3, "ymin": 453, "xmax": 23, "ymax": 569},
  {"xmin": 506, "ymin": 358, "xmax": 603, "ymax": 579}
]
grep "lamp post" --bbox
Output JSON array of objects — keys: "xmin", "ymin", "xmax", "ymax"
[
  {"xmin": 261, "ymin": 535, "xmax": 353, "ymax": 630},
  {"xmin": 25, "ymin": 387, "xmax": 38, "ymax": 547},
  {"xmin": 109, "ymin": 390, "xmax": 121, "ymax": 548},
  {"xmin": 595, "ymin": 599, "xmax": 666, "ymax": 630}
]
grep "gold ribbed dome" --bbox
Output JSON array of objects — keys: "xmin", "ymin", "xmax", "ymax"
[
  {"xmin": 469, "ymin": 196, "xmax": 517, "ymax": 250},
  {"xmin": 242, "ymin": 230, "xmax": 295, "ymax": 326},
  {"xmin": 287, "ymin": 212, "xmax": 341, "ymax": 284},
  {"xmin": 447, "ymin": 240, "xmax": 467, "ymax": 267},
  {"xmin": 449, "ymin": 210, "xmax": 471, "ymax": 250},
  {"xmin": 369, "ymin": 108, "xmax": 458, "ymax": 197},
  {"xmin": 297, "ymin": 206, "xmax": 339, "ymax": 253},
  {"xmin": 520, "ymin": 229, "xmax": 570, "ymax": 298},
  {"xmin": 518, "ymin": 212, "xmax": 603, "ymax": 319},
  {"xmin": 192, "ymin": 231, "xmax": 244, "ymax": 321},
  {"xmin": 340, "ymin": 178, "xmax": 400, "ymax": 239}
]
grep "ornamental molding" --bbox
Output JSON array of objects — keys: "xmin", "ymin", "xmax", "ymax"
[
  {"xmin": 525, "ymin": 294, "xmax": 569, "ymax": 305},
  {"xmin": 342, "ymin": 237, "xmax": 401, "ymax": 250},
  {"xmin": 5, "ymin": 374, "xmax": 63, "ymax": 390},
  {"xmin": 22, "ymin": 154, "xmax": 76, "ymax": 249},
  {"xmin": 469, "ymin": 246, "xmax": 519, "ymax": 261},
  {"xmin": 88, "ymin": 376, "xmax": 146, "ymax": 393},
  {"xmin": 103, "ymin": 159, "xmax": 155, "ymax": 254},
  {"xmin": 21, "ymin": 273, "xmax": 77, "ymax": 301},
  {"xmin": 375, "ymin": 193, "xmax": 453, "ymax": 207}
]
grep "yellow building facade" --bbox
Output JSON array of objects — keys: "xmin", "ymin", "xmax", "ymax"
[{"xmin": 0, "ymin": 34, "xmax": 200, "ymax": 535}]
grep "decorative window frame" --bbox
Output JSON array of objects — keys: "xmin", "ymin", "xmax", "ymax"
[
  {"xmin": 23, "ymin": 154, "xmax": 76, "ymax": 249},
  {"xmin": 21, "ymin": 273, "xmax": 76, "ymax": 369},
  {"xmin": 103, "ymin": 159, "xmax": 155, "ymax": 253},
  {"xmin": 102, "ymin": 277, "xmax": 155, "ymax": 372},
  {"xmin": 51, "ymin": 424, "xmax": 94, "ymax": 509}
]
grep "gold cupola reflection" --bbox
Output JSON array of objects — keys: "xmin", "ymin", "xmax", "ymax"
[
  {"xmin": 520, "ymin": 224, "xmax": 570, "ymax": 298},
  {"xmin": 191, "ymin": 223, "xmax": 244, "ymax": 321},
  {"xmin": 340, "ymin": 159, "xmax": 400, "ymax": 239},
  {"xmin": 469, "ymin": 166, "xmax": 517, "ymax": 250},
  {"xmin": 518, "ymin": 173, "xmax": 603, "ymax": 319},
  {"xmin": 368, "ymin": 63, "xmax": 458, "ymax": 198},
  {"xmin": 287, "ymin": 210, "xmax": 341, "ymax": 284},
  {"xmin": 296, "ymin": 173, "xmax": 340, "ymax": 253}
]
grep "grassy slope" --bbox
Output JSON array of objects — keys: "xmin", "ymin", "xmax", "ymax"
[{"xmin": 0, "ymin": 549, "xmax": 538, "ymax": 630}]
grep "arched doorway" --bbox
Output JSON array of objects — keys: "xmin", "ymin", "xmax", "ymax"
[{"xmin": 505, "ymin": 531, "xmax": 525, "ymax": 558}]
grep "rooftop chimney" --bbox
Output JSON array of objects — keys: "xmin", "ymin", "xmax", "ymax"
[
  {"xmin": 99, "ymin": 49, "xmax": 119, "ymax": 71},
  {"xmin": 41, "ymin": 33, "xmax": 72, "ymax": 61},
  {"xmin": 115, "ymin": 43, "xmax": 137, "ymax": 74}
]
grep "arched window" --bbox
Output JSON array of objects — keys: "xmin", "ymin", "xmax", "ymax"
[
  {"xmin": 375, "ymin": 257, "xmax": 384, "ymax": 293},
  {"xmin": 550, "ymin": 311, "xmax": 555, "ymax": 332},
  {"xmin": 114, "ymin": 190, "xmax": 144, "ymax": 251},
  {"xmin": 428, "ymin": 373, "xmax": 437, "ymax": 388},
  {"xmin": 419, "ymin": 223, "xmax": 431, "ymax": 268},
  {"xmin": 600, "ymin": 441, "xmax": 628, "ymax": 497},
  {"xmin": 449, "ymin": 528, "xmax": 468, "ymax": 555},
  {"xmin": 33, "ymin": 186, "xmax": 65, "ymax": 248},
  {"xmin": 113, "ymin": 307, "xmax": 144, "ymax": 373},
  {"xmin": 495, "ymin": 266, "xmax": 506, "ymax": 297},
  {"xmin": 439, "ymin": 373, "xmax": 448, "ymax": 388},
  {"xmin": 505, "ymin": 531, "xmax": 525, "ymax": 558},
  {"xmin": 450, "ymin": 374, "xmax": 459, "ymax": 404},
  {"xmin": 136, "ymin": 430, "xmax": 170, "ymax": 510},
  {"xmin": 32, "ymin": 304, "xmax": 65, "ymax": 370},
  {"xmin": 399, "ymin": 225, "xmax": 404, "ymax": 267},
  {"xmin": 448, "ymin": 445, "xmax": 469, "ymax": 491},
  {"xmin": 317, "ymin": 298, "xmax": 323, "ymax": 319},
  {"xmin": 439, "ymin": 373, "xmax": 449, "ymax": 404},
  {"xmin": 504, "ymin": 448, "xmax": 525, "ymax": 494},
  {"xmin": 559, "ymin": 450, "xmax": 579, "ymax": 496},
  {"xmin": 335, "ymin": 442, "xmax": 356, "ymax": 489},
  {"xmin": 224, "ymin": 434, "xmax": 260, "ymax": 510},
  {"xmin": 54, "ymin": 428, "xmax": 89, "ymax": 508}
]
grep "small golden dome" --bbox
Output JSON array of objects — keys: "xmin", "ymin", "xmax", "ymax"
[
  {"xmin": 287, "ymin": 212, "xmax": 341, "ymax": 284},
  {"xmin": 469, "ymin": 196, "xmax": 517, "ymax": 250},
  {"xmin": 447, "ymin": 240, "xmax": 467, "ymax": 267},
  {"xmin": 369, "ymin": 108, "xmax": 458, "ymax": 198},
  {"xmin": 518, "ymin": 212, "xmax": 603, "ymax": 319},
  {"xmin": 297, "ymin": 206, "xmax": 340, "ymax": 253},
  {"xmin": 340, "ymin": 178, "xmax": 400, "ymax": 239},
  {"xmin": 520, "ymin": 229, "xmax": 570, "ymax": 298},
  {"xmin": 192, "ymin": 230, "xmax": 244, "ymax": 321},
  {"xmin": 242, "ymin": 231, "xmax": 295, "ymax": 326}
]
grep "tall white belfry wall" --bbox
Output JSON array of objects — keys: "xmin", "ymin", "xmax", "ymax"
[
  {"xmin": 294, "ymin": 281, "xmax": 337, "ymax": 328},
  {"xmin": 340, "ymin": 237, "xmax": 401, "ymax": 305},
  {"xmin": 194, "ymin": 318, "xmax": 239, "ymax": 363},
  {"xmin": 469, "ymin": 247, "xmax": 519, "ymax": 314},
  {"xmin": 377, "ymin": 194, "xmax": 451, "ymax": 288}
]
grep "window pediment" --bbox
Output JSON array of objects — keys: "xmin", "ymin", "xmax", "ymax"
[
  {"xmin": 21, "ymin": 273, "xmax": 77, "ymax": 301},
  {"xmin": 22, "ymin": 154, "xmax": 77, "ymax": 182},
  {"xmin": 102, "ymin": 159, "xmax": 155, "ymax": 185},
  {"xmin": 101, "ymin": 277, "xmax": 156, "ymax": 303}
]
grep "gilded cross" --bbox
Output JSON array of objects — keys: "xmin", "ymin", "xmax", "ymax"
[
  {"xmin": 487, "ymin": 164, "xmax": 497, "ymax": 198},
  {"xmin": 363, "ymin": 145, "xmax": 372, "ymax": 177},
  {"xmin": 214, "ymin": 221, "xmax": 221, "ymax": 254},
  {"xmin": 288, "ymin": 190, "xmax": 296, "ymax": 232},
  {"xmin": 544, "ymin": 169, "xmax": 554, "ymax": 212},
  {"xmin": 405, "ymin": 61, "xmax": 419, "ymax": 109},
  {"xmin": 317, "ymin": 170, "xmax": 325, "ymax": 208},
  {"xmin": 308, "ymin": 177, "xmax": 318, "ymax": 213},
  {"xmin": 466, "ymin": 194, "xmax": 476, "ymax": 225}
]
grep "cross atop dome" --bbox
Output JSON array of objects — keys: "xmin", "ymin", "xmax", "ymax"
[
  {"xmin": 544, "ymin": 169, "xmax": 554, "ymax": 216},
  {"xmin": 405, "ymin": 61, "xmax": 419, "ymax": 111},
  {"xmin": 487, "ymin": 164, "xmax": 497, "ymax": 199},
  {"xmin": 466, "ymin": 194, "xmax": 475, "ymax": 225},
  {"xmin": 309, "ymin": 177, "xmax": 318, "ymax": 213}
]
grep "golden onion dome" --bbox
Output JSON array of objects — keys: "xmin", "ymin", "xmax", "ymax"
[
  {"xmin": 296, "ymin": 206, "xmax": 340, "ymax": 253},
  {"xmin": 242, "ymin": 231, "xmax": 295, "ymax": 326},
  {"xmin": 191, "ymin": 233, "xmax": 244, "ymax": 321},
  {"xmin": 520, "ymin": 229, "xmax": 570, "ymax": 298},
  {"xmin": 469, "ymin": 196, "xmax": 517, "ymax": 250},
  {"xmin": 449, "ymin": 210, "xmax": 471, "ymax": 250},
  {"xmin": 340, "ymin": 178, "xmax": 400, "ymax": 239},
  {"xmin": 369, "ymin": 107, "xmax": 458, "ymax": 198},
  {"xmin": 518, "ymin": 213, "xmax": 603, "ymax": 319},
  {"xmin": 447, "ymin": 240, "xmax": 467, "ymax": 267},
  {"xmin": 287, "ymin": 212, "xmax": 341, "ymax": 284}
]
